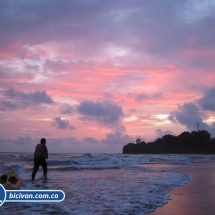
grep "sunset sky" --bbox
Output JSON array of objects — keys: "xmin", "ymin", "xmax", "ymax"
[{"xmin": 0, "ymin": 0, "xmax": 215, "ymax": 153}]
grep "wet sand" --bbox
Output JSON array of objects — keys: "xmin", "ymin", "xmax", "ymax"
[{"xmin": 148, "ymin": 163, "xmax": 215, "ymax": 215}]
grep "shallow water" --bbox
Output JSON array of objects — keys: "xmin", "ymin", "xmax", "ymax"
[{"xmin": 1, "ymin": 153, "xmax": 215, "ymax": 214}]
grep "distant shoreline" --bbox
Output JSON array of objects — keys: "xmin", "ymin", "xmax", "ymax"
[{"xmin": 123, "ymin": 130, "xmax": 215, "ymax": 154}]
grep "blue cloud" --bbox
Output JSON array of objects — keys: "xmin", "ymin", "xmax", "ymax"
[
  {"xmin": 198, "ymin": 87, "xmax": 215, "ymax": 111},
  {"xmin": 52, "ymin": 117, "xmax": 75, "ymax": 130},
  {"xmin": 59, "ymin": 103, "xmax": 75, "ymax": 115},
  {"xmin": 77, "ymin": 100, "xmax": 123, "ymax": 126},
  {"xmin": 1, "ymin": 88, "xmax": 54, "ymax": 111},
  {"xmin": 4, "ymin": 88, "xmax": 54, "ymax": 104}
]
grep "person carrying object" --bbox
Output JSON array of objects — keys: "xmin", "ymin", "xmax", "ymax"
[{"xmin": 32, "ymin": 138, "xmax": 48, "ymax": 181}]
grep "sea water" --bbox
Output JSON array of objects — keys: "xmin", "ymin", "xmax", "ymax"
[{"xmin": 1, "ymin": 152, "xmax": 215, "ymax": 215}]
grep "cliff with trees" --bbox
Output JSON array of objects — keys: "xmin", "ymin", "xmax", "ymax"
[{"xmin": 123, "ymin": 130, "xmax": 215, "ymax": 154}]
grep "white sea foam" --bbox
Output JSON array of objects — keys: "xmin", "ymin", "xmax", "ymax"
[{"xmin": 0, "ymin": 153, "xmax": 214, "ymax": 214}]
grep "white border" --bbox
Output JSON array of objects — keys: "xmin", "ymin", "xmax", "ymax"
[
  {"xmin": 0, "ymin": 184, "xmax": 6, "ymax": 206},
  {"xmin": 5, "ymin": 189, "xmax": 65, "ymax": 203}
]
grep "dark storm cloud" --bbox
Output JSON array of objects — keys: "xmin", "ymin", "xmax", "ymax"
[
  {"xmin": 1, "ymin": 101, "xmax": 19, "ymax": 110},
  {"xmin": 77, "ymin": 100, "xmax": 123, "ymax": 126},
  {"xmin": 168, "ymin": 102, "xmax": 215, "ymax": 137},
  {"xmin": 4, "ymin": 88, "xmax": 54, "ymax": 104},
  {"xmin": 198, "ymin": 87, "xmax": 215, "ymax": 111},
  {"xmin": 52, "ymin": 117, "xmax": 75, "ymax": 130},
  {"xmin": 59, "ymin": 103, "xmax": 75, "ymax": 115},
  {"xmin": 169, "ymin": 86, "xmax": 215, "ymax": 137},
  {"xmin": 1, "ymin": 89, "xmax": 54, "ymax": 110},
  {"xmin": 169, "ymin": 102, "xmax": 205, "ymax": 130}
]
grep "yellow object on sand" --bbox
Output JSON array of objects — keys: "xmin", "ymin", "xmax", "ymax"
[{"xmin": 0, "ymin": 171, "xmax": 22, "ymax": 190}]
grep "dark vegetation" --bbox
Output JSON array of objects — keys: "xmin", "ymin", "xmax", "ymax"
[{"xmin": 123, "ymin": 130, "xmax": 215, "ymax": 154}]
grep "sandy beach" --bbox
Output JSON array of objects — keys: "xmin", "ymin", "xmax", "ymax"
[{"xmin": 148, "ymin": 162, "xmax": 215, "ymax": 215}]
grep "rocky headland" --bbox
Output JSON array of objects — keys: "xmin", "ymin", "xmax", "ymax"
[{"xmin": 123, "ymin": 130, "xmax": 215, "ymax": 154}]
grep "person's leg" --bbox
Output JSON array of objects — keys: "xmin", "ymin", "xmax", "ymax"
[
  {"xmin": 32, "ymin": 158, "xmax": 40, "ymax": 180},
  {"xmin": 41, "ymin": 158, "xmax": 47, "ymax": 178}
]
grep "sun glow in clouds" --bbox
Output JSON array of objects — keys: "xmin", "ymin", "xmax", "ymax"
[
  {"xmin": 0, "ymin": 1, "xmax": 215, "ymax": 153},
  {"xmin": 153, "ymin": 114, "xmax": 169, "ymax": 120},
  {"xmin": 124, "ymin": 115, "xmax": 138, "ymax": 122},
  {"xmin": 151, "ymin": 114, "xmax": 171, "ymax": 126}
]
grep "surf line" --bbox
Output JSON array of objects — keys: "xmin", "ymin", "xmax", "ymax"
[{"xmin": 14, "ymin": 162, "xmax": 32, "ymax": 170}]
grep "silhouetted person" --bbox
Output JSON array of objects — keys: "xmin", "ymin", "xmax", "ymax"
[{"xmin": 32, "ymin": 138, "xmax": 48, "ymax": 181}]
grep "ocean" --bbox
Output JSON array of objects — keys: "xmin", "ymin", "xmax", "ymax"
[{"xmin": 1, "ymin": 152, "xmax": 215, "ymax": 215}]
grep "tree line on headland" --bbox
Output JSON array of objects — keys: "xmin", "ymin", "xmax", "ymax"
[{"xmin": 123, "ymin": 130, "xmax": 215, "ymax": 154}]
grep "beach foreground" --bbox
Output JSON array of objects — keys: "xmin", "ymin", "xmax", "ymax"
[
  {"xmin": 148, "ymin": 163, "xmax": 215, "ymax": 215},
  {"xmin": 1, "ymin": 153, "xmax": 215, "ymax": 214}
]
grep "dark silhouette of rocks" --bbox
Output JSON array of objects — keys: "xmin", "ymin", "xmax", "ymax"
[{"xmin": 123, "ymin": 130, "xmax": 215, "ymax": 154}]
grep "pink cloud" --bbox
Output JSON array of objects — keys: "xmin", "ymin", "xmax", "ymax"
[{"xmin": 0, "ymin": 1, "xmax": 215, "ymax": 152}]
